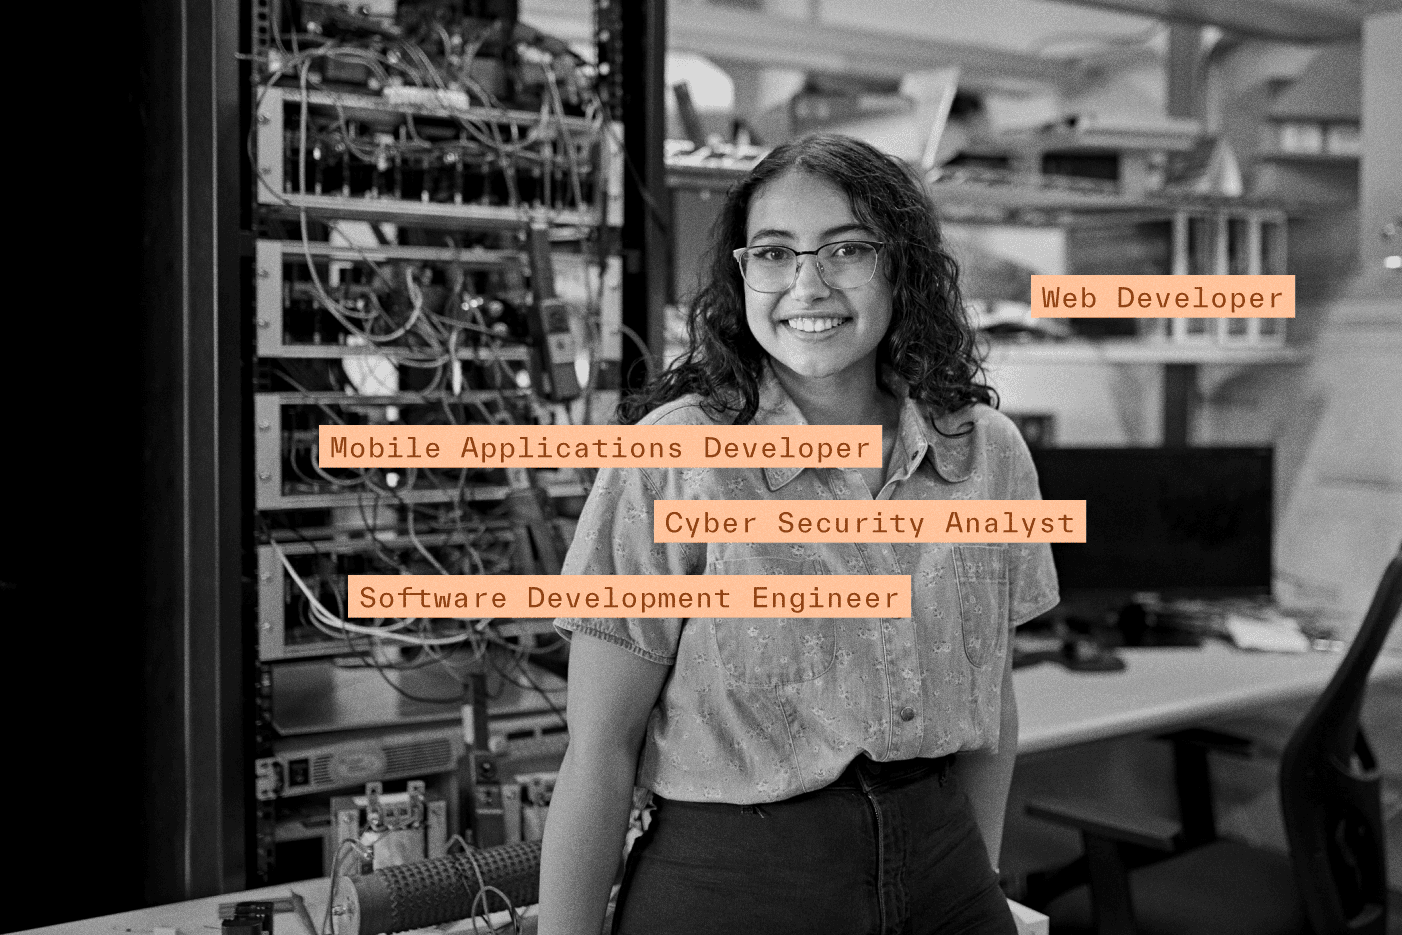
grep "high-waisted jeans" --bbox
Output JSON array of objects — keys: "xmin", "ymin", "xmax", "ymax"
[{"xmin": 612, "ymin": 755, "xmax": 1017, "ymax": 935}]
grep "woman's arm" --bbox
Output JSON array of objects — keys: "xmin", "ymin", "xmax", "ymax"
[
  {"xmin": 538, "ymin": 632, "xmax": 670, "ymax": 935},
  {"xmin": 948, "ymin": 651, "xmax": 1018, "ymax": 871}
]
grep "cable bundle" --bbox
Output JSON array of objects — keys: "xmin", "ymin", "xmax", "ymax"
[{"xmin": 339, "ymin": 841, "xmax": 542, "ymax": 935}]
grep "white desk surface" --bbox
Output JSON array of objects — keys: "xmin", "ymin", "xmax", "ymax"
[
  {"xmin": 1015, "ymin": 641, "xmax": 1402, "ymax": 756},
  {"xmin": 29, "ymin": 878, "xmax": 530, "ymax": 935},
  {"xmin": 32, "ymin": 878, "xmax": 340, "ymax": 935},
  {"xmin": 34, "ymin": 877, "xmax": 1046, "ymax": 935}
]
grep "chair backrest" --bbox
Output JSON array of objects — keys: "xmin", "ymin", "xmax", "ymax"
[{"xmin": 1280, "ymin": 543, "xmax": 1402, "ymax": 935}]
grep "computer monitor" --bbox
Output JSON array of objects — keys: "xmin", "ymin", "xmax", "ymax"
[{"xmin": 1028, "ymin": 447, "xmax": 1273, "ymax": 599}]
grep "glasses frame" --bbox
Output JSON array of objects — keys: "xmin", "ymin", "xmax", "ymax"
[{"xmin": 731, "ymin": 240, "xmax": 886, "ymax": 294}]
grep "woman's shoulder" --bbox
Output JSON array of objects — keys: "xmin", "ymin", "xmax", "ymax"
[
  {"xmin": 930, "ymin": 400, "xmax": 1022, "ymax": 445},
  {"xmin": 636, "ymin": 394, "xmax": 729, "ymax": 427},
  {"xmin": 919, "ymin": 400, "xmax": 1033, "ymax": 486}
]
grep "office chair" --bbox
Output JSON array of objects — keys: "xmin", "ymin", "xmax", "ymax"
[{"xmin": 1024, "ymin": 543, "xmax": 1402, "ymax": 935}]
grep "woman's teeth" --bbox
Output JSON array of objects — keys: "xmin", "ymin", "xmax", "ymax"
[{"xmin": 783, "ymin": 316, "xmax": 848, "ymax": 333}]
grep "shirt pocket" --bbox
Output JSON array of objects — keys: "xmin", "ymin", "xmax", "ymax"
[
  {"xmin": 707, "ymin": 552, "xmax": 837, "ymax": 686},
  {"xmin": 953, "ymin": 544, "xmax": 1009, "ymax": 669}
]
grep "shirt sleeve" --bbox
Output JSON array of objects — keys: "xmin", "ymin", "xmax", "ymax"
[
  {"xmin": 553, "ymin": 465, "xmax": 705, "ymax": 665},
  {"xmin": 997, "ymin": 422, "xmax": 1061, "ymax": 628}
]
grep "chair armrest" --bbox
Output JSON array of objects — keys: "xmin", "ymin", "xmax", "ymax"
[
  {"xmin": 1006, "ymin": 898, "xmax": 1049, "ymax": 935},
  {"xmin": 1154, "ymin": 727, "xmax": 1254, "ymax": 757},
  {"xmin": 1153, "ymin": 726, "xmax": 1252, "ymax": 847},
  {"xmin": 1025, "ymin": 796, "xmax": 1182, "ymax": 852}
]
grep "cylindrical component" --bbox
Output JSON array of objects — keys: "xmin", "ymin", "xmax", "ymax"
[{"xmin": 335, "ymin": 841, "xmax": 542, "ymax": 935}]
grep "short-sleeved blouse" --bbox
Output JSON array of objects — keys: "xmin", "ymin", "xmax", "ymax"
[{"xmin": 555, "ymin": 365, "xmax": 1060, "ymax": 803}]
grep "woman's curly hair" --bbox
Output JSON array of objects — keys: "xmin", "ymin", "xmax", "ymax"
[{"xmin": 618, "ymin": 133, "xmax": 993, "ymax": 426}]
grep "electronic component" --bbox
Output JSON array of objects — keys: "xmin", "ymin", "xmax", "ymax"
[
  {"xmin": 256, "ymin": 531, "xmax": 573, "ymax": 661},
  {"xmin": 216, "ymin": 893, "xmax": 318, "ymax": 935},
  {"xmin": 470, "ymin": 765, "xmax": 507, "ymax": 848},
  {"xmin": 489, "ymin": 710, "xmax": 569, "ymax": 763},
  {"xmin": 526, "ymin": 223, "xmax": 582, "ymax": 401},
  {"xmin": 269, "ymin": 767, "xmax": 466, "ymax": 879},
  {"xmin": 480, "ymin": 773, "xmax": 560, "ymax": 846},
  {"xmin": 249, "ymin": 2, "xmax": 617, "ymax": 887},
  {"xmin": 257, "ymin": 725, "xmax": 465, "ymax": 800},
  {"xmin": 251, "ymin": 394, "xmax": 587, "ymax": 511},
  {"xmin": 500, "ymin": 783, "xmax": 522, "ymax": 844},
  {"xmin": 329, "ymin": 842, "xmax": 543, "ymax": 935},
  {"xmin": 517, "ymin": 771, "xmax": 556, "ymax": 843},
  {"xmin": 527, "ymin": 298, "xmax": 581, "ymax": 400},
  {"xmin": 333, "ymin": 781, "xmax": 449, "ymax": 874},
  {"xmin": 268, "ymin": 1, "xmax": 594, "ymax": 112},
  {"xmin": 490, "ymin": 712, "xmax": 566, "ymax": 762},
  {"xmin": 505, "ymin": 485, "xmax": 569, "ymax": 576},
  {"xmin": 255, "ymin": 88, "xmax": 602, "ymax": 226},
  {"xmin": 221, "ymin": 902, "xmax": 273, "ymax": 935},
  {"xmin": 256, "ymin": 534, "xmax": 507, "ymax": 661},
  {"xmin": 253, "ymin": 239, "xmax": 533, "ymax": 359}
]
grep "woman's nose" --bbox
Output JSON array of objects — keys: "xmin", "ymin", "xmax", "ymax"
[{"xmin": 789, "ymin": 254, "xmax": 830, "ymax": 302}]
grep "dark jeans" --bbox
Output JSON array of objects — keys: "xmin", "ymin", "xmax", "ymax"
[{"xmin": 613, "ymin": 756, "xmax": 1017, "ymax": 935}]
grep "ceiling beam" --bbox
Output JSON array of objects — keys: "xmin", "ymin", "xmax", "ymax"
[
  {"xmin": 1042, "ymin": 0, "xmax": 1387, "ymax": 42},
  {"xmin": 523, "ymin": 0, "xmax": 1075, "ymax": 92}
]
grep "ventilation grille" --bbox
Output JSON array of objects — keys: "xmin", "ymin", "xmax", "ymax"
[
  {"xmin": 384, "ymin": 738, "xmax": 454, "ymax": 778},
  {"xmin": 311, "ymin": 755, "xmax": 334, "ymax": 787}
]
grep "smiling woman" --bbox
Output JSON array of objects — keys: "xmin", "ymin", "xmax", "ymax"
[
  {"xmin": 740, "ymin": 173, "xmax": 894, "ymax": 384},
  {"xmin": 538, "ymin": 135, "xmax": 1059, "ymax": 935},
  {"xmin": 621, "ymin": 133, "xmax": 988, "ymax": 429}
]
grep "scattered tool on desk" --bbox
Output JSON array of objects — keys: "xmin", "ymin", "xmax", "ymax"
[
  {"xmin": 217, "ymin": 893, "xmax": 316, "ymax": 935},
  {"xmin": 218, "ymin": 898, "xmax": 291, "ymax": 919},
  {"xmin": 1223, "ymin": 612, "xmax": 1311, "ymax": 653},
  {"xmin": 219, "ymin": 901, "xmax": 273, "ymax": 934},
  {"xmin": 1012, "ymin": 637, "xmax": 1126, "ymax": 672},
  {"xmin": 1059, "ymin": 637, "xmax": 1128, "ymax": 672}
]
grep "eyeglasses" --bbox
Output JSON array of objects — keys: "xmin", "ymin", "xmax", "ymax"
[{"xmin": 731, "ymin": 240, "xmax": 885, "ymax": 294}]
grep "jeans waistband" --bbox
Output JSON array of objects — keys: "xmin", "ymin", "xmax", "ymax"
[
  {"xmin": 649, "ymin": 755, "xmax": 958, "ymax": 812},
  {"xmin": 824, "ymin": 754, "xmax": 955, "ymax": 791}
]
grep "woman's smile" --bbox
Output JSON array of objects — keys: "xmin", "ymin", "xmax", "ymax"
[{"xmin": 780, "ymin": 314, "xmax": 852, "ymax": 335}]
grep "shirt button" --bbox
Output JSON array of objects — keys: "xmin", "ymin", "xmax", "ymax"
[{"xmin": 899, "ymin": 706, "xmax": 916, "ymax": 722}]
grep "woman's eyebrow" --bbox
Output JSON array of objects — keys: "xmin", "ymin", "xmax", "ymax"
[
  {"xmin": 820, "ymin": 223, "xmax": 871, "ymax": 240},
  {"xmin": 748, "ymin": 223, "xmax": 871, "ymax": 244},
  {"xmin": 748, "ymin": 227, "xmax": 793, "ymax": 243}
]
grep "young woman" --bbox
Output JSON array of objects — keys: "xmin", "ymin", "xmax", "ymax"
[{"xmin": 538, "ymin": 134, "xmax": 1059, "ymax": 935}]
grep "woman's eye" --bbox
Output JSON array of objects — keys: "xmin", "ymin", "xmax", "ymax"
[
  {"xmin": 830, "ymin": 242, "xmax": 863, "ymax": 258},
  {"xmin": 752, "ymin": 247, "xmax": 790, "ymax": 262}
]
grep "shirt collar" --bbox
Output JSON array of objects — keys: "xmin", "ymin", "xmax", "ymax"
[{"xmin": 751, "ymin": 362, "xmax": 975, "ymax": 491}]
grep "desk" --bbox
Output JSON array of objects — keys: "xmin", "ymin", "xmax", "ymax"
[
  {"xmin": 50, "ymin": 644, "xmax": 1387, "ymax": 935},
  {"xmin": 36, "ymin": 880, "xmax": 329, "ymax": 935},
  {"xmin": 1014, "ymin": 642, "xmax": 1402, "ymax": 755},
  {"xmin": 40, "ymin": 880, "xmax": 1048, "ymax": 935}
]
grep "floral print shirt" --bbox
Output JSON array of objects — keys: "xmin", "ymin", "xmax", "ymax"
[{"xmin": 555, "ymin": 366, "xmax": 1060, "ymax": 803}]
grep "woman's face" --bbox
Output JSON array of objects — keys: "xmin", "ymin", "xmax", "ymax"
[{"xmin": 742, "ymin": 170, "xmax": 893, "ymax": 383}]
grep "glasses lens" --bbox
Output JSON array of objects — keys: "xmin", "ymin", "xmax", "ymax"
[
  {"xmin": 740, "ymin": 246, "xmax": 797, "ymax": 293},
  {"xmin": 816, "ymin": 242, "xmax": 879, "ymax": 289}
]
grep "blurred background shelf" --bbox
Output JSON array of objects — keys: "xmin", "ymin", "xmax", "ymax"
[
  {"xmin": 1258, "ymin": 151, "xmax": 1359, "ymax": 165},
  {"xmin": 984, "ymin": 340, "xmax": 1308, "ymax": 366}
]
